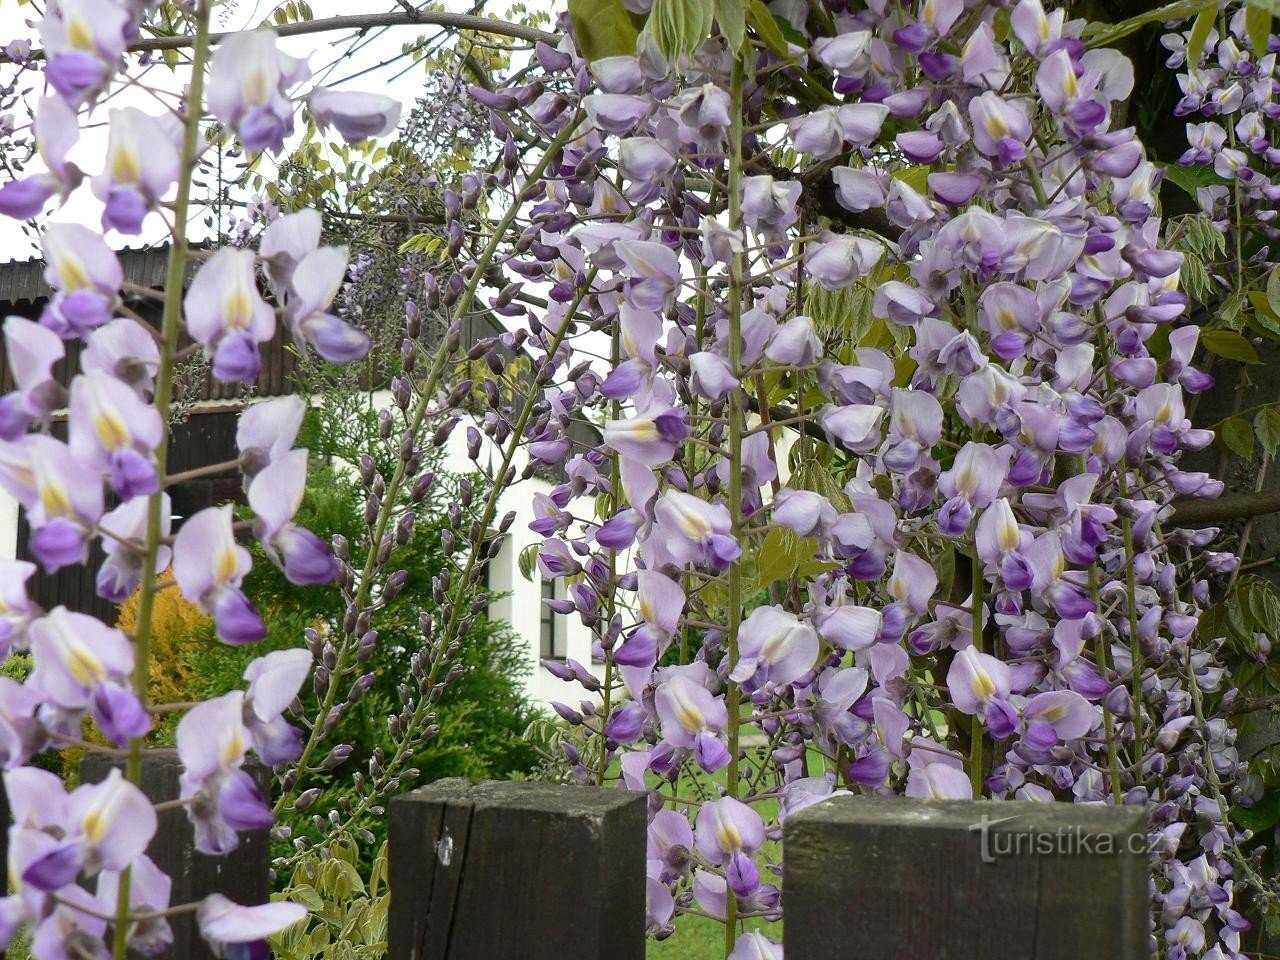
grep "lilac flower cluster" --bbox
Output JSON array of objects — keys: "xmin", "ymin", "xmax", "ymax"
[
  {"xmin": 446, "ymin": 2, "xmax": 1261, "ymax": 957},
  {"xmin": 1165, "ymin": 6, "xmax": 1280, "ymax": 242},
  {"xmin": 0, "ymin": 2, "xmax": 404, "ymax": 956}
]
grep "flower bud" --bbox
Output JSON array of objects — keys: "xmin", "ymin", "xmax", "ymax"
[
  {"xmin": 321, "ymin": 745, "xmax": 353, "ymax": 771},
  {"xmin": 385, "ymin": 569, "xmax": 408, "ymax": 601},
  {"xmin": 294, "ymin": 788, "xmax": 322, "ymax": 811},
  {"xmin": 348, "ymin": 673, "xmax": 375, "ymax": 703}
]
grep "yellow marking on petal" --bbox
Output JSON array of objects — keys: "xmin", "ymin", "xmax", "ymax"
[
  {"xmin": 66, "ymin": 642, "xmax": 105, "ymax": 686},
  {"xmin": 1041, "ymin": 703, "xmax": 1066, "ymax": 723},
  {"xmin": 56, "ymin": 255, "xmax": 90, "ymax": 292},
  {"xmin": 110, "ymin": 146, "xmax": 140, "ymax": 185},
  {"xmin": 40, "ymin": 481, "xmax": 71, "ymax": 519},
  {"xmin": 223, "ymin": 288, "xmax": 254, "ymax": 331},
  {"xmin": 716, "ymin": 822, "xmax": 742, "ymax": 852},
  {"xmin": 985, "ymin": 115, "xmax": 1008, "ymax": 139},
  {"xmin": 94, "ymin": 410, "xmax": 130, "ymax": 452},
  {"xmin": 676, "ymin": 510, "xmax": 711, "ymax": 539},
  {"xmin": 243, "ymin": 67, "xmax": 270, "ymax": 107},
  {"xmin": 66, "ymin": 18, "xmax": 93, "ymax": 50},
  {"xmin": 216, "ymin": 548, "xmax": 240, "ymax": 584},
  {"xmin": 973, "ymin": 670, "xmax": 996, "ymax": 702},
  {"xmin": 997, "ymin": 515, "xmax": 1020, "ymax": 553},
  {"xmin": 221, "ymin": 730, "xmax": 246, "ymax": 767},
  {"xmin": 639, "ymin": 597, "xmax": 655, "ymax": 624},
  {"xmin": 997, "ymin": 307, "xmax": 1017, "ymax": 331},
  {"xmin": 82, "ymin": 808, "xmax": 106, "ymax": 845},
  {"xmin": 1051, "ymin": 548, "xmax": 1065, "ymax": 581},
  {"xmin": 676, "ymin": 701, "xmax": 703, "ymax": 734}
]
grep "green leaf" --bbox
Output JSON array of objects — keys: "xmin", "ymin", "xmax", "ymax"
[
  {"xmin": 753, "ymin": 528, "xmax": 831, "ymax": 589},
  {"xmin": 1258, "ymin": 407, "xmax": 1280, "ymax": 456},
  {"xmin": 1267, "ymin": 265, "xmax": 1280, "ymax": 316},
  {"xmin": 716, "ymin": 0, "xmax": 745, "ymax": 51},
  {"xmin": 754, "ymin": 528, "xmax": 797, "ymax": 587},
  {"xmin": 1085, "ymin": 0, "xmax": 1217, "ymax": 48},
  {"xmin": 567, "ymin": 0, "xmax": 640, "ymax": 61},
  {"xmin": 1221, "ymin": 416, "xmax": 1255, "ymax": 458},
  {"xmin": 892, "ymin": 165, "xmax": 931, "ymax": 194},
  {"xmin": 1247, "ymin": 4, "xmax": 1272, "ymax": 55},
  {"xmin": 644, "ymin": 0, "xmax": 714, "ymax": 62},
  {"xmin": 1233, "ymin": 789, "xmax": 1280, "ymax": 832},
  {"xmin": 1180, "ymin": 252, "xmax": 1210, "ymax": 304},
  {"xmin": 1248, "ymin": 0, "xmax": 1280, "ymax": 15},
  {"xmin": 1159, "ymin": 162, "xmax": 1229, "ymax": 199},
  {"xmin": 517, "ymin": 542, "xmax": 539, "ymax": 582},
  {"xmin": 747, "ymin": 0, "xmax": 791, "ymax": 58},
  {"xmin": 1203, "ymin": 328, "xmax": 1261, "ymax": 363},
  {"xmin": 1186, "ymin": 3, "xmax": 1217, "ymax": 65}
]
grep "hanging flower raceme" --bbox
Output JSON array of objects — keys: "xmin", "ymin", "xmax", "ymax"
[{"xmin": 496, "ymin": 2, "xmax": 1253, "ymax": 956}]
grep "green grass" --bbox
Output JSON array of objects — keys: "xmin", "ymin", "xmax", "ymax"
[{"xmin": 649, "ymin": 915, "xmax": 782, "ymax": 959}]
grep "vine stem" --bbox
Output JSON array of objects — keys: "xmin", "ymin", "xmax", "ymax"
[
  {"xmin": 723, "ymin": 55, "xmax": 747, "ymax": 960},
  {"xmin": 274, "ymin": 111, "xmax": 586, "ymax": 817},
  {"xmin": 11, "ymin": 9, "xmax": 557, "ymax": 63},
  {"xmin": 113, "ymin": 5, "xmax": 212, "ymax": 957}
]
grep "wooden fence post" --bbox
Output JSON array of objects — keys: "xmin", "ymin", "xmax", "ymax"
[
  {"xmin": 80, "ymin": 749, "xmax": 272, "ymax": 960},
  {"xmin": 388, "ymin": 778, "xmax": 646, "ymax": 960},
  {"xmin": 785, "ymin": 796, "xmax": 1148, "ymax": 960}
]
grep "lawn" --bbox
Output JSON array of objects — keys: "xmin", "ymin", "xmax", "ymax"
[{"xmin": 649, "ymin": 915, "xmax": 782, "ymax": 959}]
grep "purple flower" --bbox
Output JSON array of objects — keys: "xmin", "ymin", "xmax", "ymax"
[
  {"xmin": 236, "ymin": 395, "xmax": 306, "ymax": 477},
  {"xmin": 207, "ymin": 29, "xmax": 309, "ymax": 153},
  {"xmin": 28, "ymin": 606, "xmax": 149, "ymax": 745},
  {"xmin": 68, "ymin": 371, "xmax": 163, "ymax": 498},
  {"xmin": 0, "ymin": 316, "xmax": 65, "ymax": 440},
  {"xmin": 805, "ymin": 235, "xmax": 885, "ymax": 290},
  {"xmin": 654, "ymin": 674, "xmax": 729, "ymax": 773},
  {"xmin": 730, "ymin": 606, "xmax": 818, "ymax": 691},
  {"xmin": 39, "ymin": 0, "xmax": 132, "ymax": 105},
  {"xmin": 178, "ymin": 693, "xmax": 274, "ymax": 854},
  {"xmin": 604, "ymin": 407, "xmax": 688, "ymax": 466},
  {"xmin": 648, "ymin": 491, "xmax": 740, "ymax": 571},
  {"xmin": 13, "ymin": 765, "xmax": 155, "ymax": 892},
  {"xmin": 242, "ymin": 649, "xmax": 311, "ymax": 765},
  {"xmin": 90, "ymin": 108, "xmax": 180, "ymax": 234},
  {"xmin": 173, "ymin": 506, "xmax": 267, "ymax": 645},
  {"xmin": 0, "ymin": 96, "xmax": 80, "ymax": 219},
  {"xmin": 307, "ymin": 88, "xmax": 401, "ymax": 143},
  {"xmin": 248, "ymin": 449, "xmax": 338, "ymax": 585},
  {"xmin": 97, "ymin": 855, "xmax": 172, "ymax": 955},
  {"xmin": 184, "ymin": 249, "xmax": 277, "ymax": 383},
  {"xmin": 969, "ymin": 92, "xmax": 1030, "ymax": 165},
  {"xmin": 40, "ymin": 224, "xmax": 122, "ymax": 338},
  {"xmin": 97, "ymin": 493, "xmax": 171, "ymax": 604},
  {"xmin": 0, "ymin": 436, "xmax": 103, "ymax": 572},
  {"xmin": 197, "ymin": 895, "xmax": 306, "ymax": 956},
  {"xmin": 904, "ymin": 738, "xmax": 972, "ymax": 799}
]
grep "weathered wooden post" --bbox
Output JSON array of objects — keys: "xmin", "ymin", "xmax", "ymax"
[
  {"xmin": 388, "ymin": 778, "xmax": 646, "ymax": 960},
  {"xmin": 81, "ymin": 750, "xmax": 272, "ymax": 960},
  {"xmin": 785, "ymin": 797, "xmax": 1148, "ymax": 960}
]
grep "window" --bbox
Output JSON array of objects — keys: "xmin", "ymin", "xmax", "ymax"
[{"xmin": 540, "ymin": 577, "xmax": 562, "ymax": 660}]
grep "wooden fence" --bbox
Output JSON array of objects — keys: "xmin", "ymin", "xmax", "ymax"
[{"xmin": 1, "ymin": 754, "xmax": 1150, "ymax": 959}]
